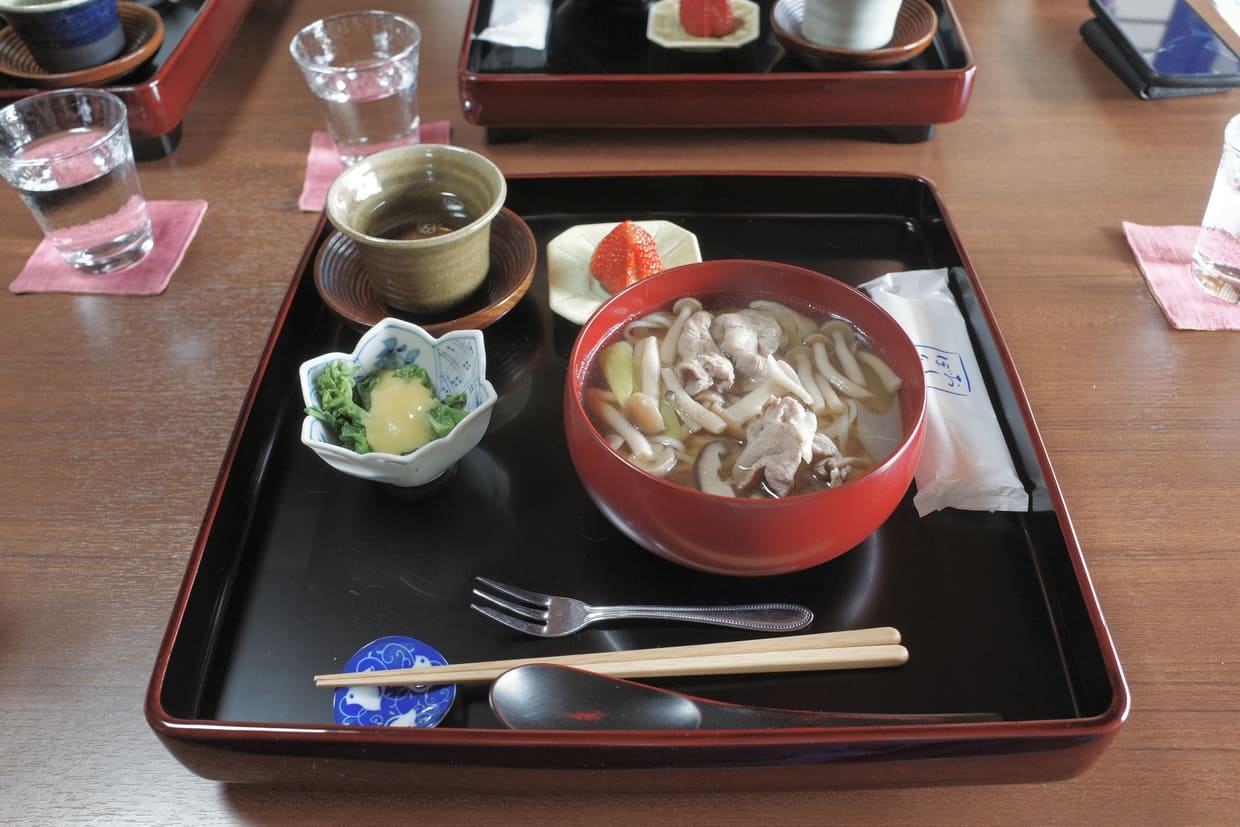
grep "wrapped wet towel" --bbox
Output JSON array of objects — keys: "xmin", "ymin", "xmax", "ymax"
[
  {"xmin": 862, "ymin": 268, "xmax": 1029, "ymax": 517},
  {"xmin": 474, "ymin": 0, "xmax": 552, "ymax": 49},
  {"xmin": 1122, "ymin": 221, "xmax": 1240, "ymax": 330},
  {"xmin": 9, "ymin": 200, "xmax": 208, "ymax": 296}
]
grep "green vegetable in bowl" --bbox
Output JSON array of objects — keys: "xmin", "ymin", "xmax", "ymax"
[
  {"xmin": 306, "ymin": 361, "xmax": 468, "ymax": 455},
  {"xmin": 600, "ymin": 340, "xmax": 634, "ymax": 403}
]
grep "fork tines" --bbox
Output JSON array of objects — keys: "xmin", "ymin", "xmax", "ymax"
[{"xmin": 470, "ymin": 577, "xmax": 552, "ymax": 633}]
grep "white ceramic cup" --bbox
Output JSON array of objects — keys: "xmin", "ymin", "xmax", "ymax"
[{"xmin": 802, "ymin": 0, "xmax": 903, "ymax": 51}]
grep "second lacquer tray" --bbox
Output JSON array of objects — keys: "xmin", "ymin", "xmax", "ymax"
[{"xmin": 458, "ymin": 0, "xmax": 976, "ymax": 141}]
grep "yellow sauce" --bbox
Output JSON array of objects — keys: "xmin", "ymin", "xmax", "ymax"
[{"xmin": 363, "ymin": 370, "xmax": 436, "ymax": 454}]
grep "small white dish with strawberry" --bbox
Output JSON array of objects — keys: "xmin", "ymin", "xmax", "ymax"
[
  {"xmin": 546, "ymin": 220, "xmax": 702, "ymax": 325},
  {"xmin": 646, "ymin": 0, "xmax": 761, "ymax": 52}
]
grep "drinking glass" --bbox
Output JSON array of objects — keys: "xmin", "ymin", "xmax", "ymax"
[
  {"xmin": 1192, "ymin": 113, "xmax": 1240, "ymax": 303},
  {"xmin": 0, "ymin": 88, "xmax": 152, "ymax": 274},
  {"xmin": 289, "ymin": 11, "xmax": 423, "ymax": 166}
]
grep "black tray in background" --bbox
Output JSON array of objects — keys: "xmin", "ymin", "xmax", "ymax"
[
  {"xmin": 149, "ymin": 173, "xmax": 1126, "ymax": 790},
  {"xmin": 459, "ymin": 0, "xmax": 976, "ymax": 142},
  {"xmin": 466, "ymin": 0, "xmax": 966, "ymax": 76}
]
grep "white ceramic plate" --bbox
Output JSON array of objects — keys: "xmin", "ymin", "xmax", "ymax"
[
  {"xmin": 646, "ymin": 0, "xmax": 761, "ymax": 52},
  {"xmin": 547, "ymin": 220, "xmax": 703, "ymax": 325}
]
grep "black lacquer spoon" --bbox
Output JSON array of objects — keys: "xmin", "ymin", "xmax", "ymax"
[{"xmin": 490, "ymin": 664, "xmax": 1001, "ymax": 730}]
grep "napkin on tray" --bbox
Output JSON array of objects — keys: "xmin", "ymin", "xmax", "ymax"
[
  {"xmin": 1122, "ymin": 221, "xmax": 1240, "ymax": 330},
  {"xmin": 8, "ymin": 199, "xmax": 208, "ymax": 296},
  {"xmin": 473, "ymin": 0, "xmax": 552, "ymax": 50},
  {"xmin": 298, "ymin": 121, "xmax": 454, "ymax": 213}
]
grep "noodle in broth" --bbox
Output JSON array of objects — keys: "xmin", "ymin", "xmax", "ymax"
[{"xmin": 583, "ymin": 296, "xmax": 904, "ymax": 499}]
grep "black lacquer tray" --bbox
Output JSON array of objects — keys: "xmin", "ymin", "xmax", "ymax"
[
  {"xmin": 459, "ymin": 0, "xmax": 976, "ymax": 143},
  {"xmin": 147, "ymin": 173, "xmax": 1127, "ymax": 791}
]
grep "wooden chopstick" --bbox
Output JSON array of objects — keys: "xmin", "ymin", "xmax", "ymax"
[
  {"xmin": 316, "ymin": 645, "xmax": 908, "ymax": 687},
  {"xmin": 314, "ymin": 627, "xmax": 905, "ymax": 688}
]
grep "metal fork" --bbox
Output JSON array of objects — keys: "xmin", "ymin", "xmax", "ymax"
[{"xmin": 470, "ymin": 577, "xmax": 814, "ymax": 638}]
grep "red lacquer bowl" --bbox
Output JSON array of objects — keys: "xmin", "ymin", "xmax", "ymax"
[{"xmin": 564, "ymin": 259, "xmax": 927, "ymax": 576}]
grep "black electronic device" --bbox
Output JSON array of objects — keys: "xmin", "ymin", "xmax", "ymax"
[{"xmin": 1084, "ymin": 0, "xmax": 1240, "ymax": 97}]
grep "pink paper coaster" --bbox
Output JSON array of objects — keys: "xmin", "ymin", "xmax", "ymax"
[
  {"xmin": 1122, "ymin": 221, "xmax": 1240, "ymax": 330},
  {"xmin": 297, "ymin": 121, "xmax": 454, "ymax": 213},
  {"xmin": 9, "ymin": 199, "xmax": 208, "ymax": 296}
]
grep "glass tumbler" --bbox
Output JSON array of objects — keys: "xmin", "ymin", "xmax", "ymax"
[
  {"xmin": 0, "ymin": 88, "xmax": 153, "ymax": 274},
  {"xmin": 1192, "ymin": 113, "xmax": 1240, "ymax": 302},
  {"xmin": 289, "ymin": 11, "xmax": 423, "ymax": 166}
]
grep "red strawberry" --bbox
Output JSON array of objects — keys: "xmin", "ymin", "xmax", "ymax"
[
  {"xmin": 589, "ymin": 221, "xmax": 664, "ymax": 294},
  {"xmin": 679, "ymin": 0, "xmax": 735, "ymax": 38}
]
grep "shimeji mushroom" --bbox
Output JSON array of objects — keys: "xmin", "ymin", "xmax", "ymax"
[
  {"xmin": 804, "ymin": 332, "xmax": 873, "ymax": 400},
  {"xmin": 622, "ymin": 311, "xmax": 674, "ymax": 345},
  {"xmin": 784, "ymin": 345, "xmax": 828, "ymax": 414},
  {"xmin": 821, "ymin": 397, "xmax": 859, "ymax": 446},
  {"xmin": 769, "ymin": 356, "xmax": 816, "ymax": 407},
  {"xmin": 635, "ymin": 443, "xmax": 678, "ymax": 476},
  {"xmin": 587, "ymin": 389, "xmax": 676, "ymax": 476},
  {"xmin": 785, "ymin": 343, "xmax": 846, "ymax": 414},
  {"xmin": 810, "ymin": 432, "xmax": 850, "ymax": 487},
  {"xmin": 820, "ymin": 320, "xmax": 868, "ymax": 388},
  {"xmin": 857, "ymin": 350, "xmax": 903, "ymax": 395},
  {"xmin": 618, "ymin": 335, "xmax": 667, "ymax": 436},
  {"xmin": 694, "ymin": 390, "xmax": 733, "ymax": 437},
  {"xmin": 722, "ymin": 354, "xmax": 816, "ymax": 427},
  {"xmin": 810, "ymin": 370, "xmax": 847, "ymax": 414},
  {"xmin": 624, "ymin": 392, "xmax": 665, "ymax": 435},
  {"xmin": 749, "ymin": 300, "xmax": 818, "ymax": 345},
  {"xmin": 587, "ymin": 389, "xmax": 654, "ymax": 460},
  {"xmin": 634, "ymin": 335, "xmax": 661, "ymax": 398},
  {"xmin": 659, "ymin": 297, "xmax": 703, "ymax": 365},
  {"xmin": 694, "ymin": 441, "xmax": 735, "ymax": 497},
  {"xmin": 660, "ymin": 367, "xmax": 728, "ymax": 434}
]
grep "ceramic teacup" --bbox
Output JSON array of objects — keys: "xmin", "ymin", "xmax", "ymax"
[
  {"xmin": 326, "ymin": 144, "xmax": 507, "ymax": 316},
  {"xmin": 802, "ymin": 0, "xmax": 902, "ymax": 51},
  {"xmin": 0, "ymin": 0, "xmax": 124, "ymax": 74}
]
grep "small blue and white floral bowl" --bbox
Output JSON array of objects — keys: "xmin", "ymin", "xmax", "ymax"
[{"xmin": 298, "ymin": 317, "xmax": 497, "ymax": 488}]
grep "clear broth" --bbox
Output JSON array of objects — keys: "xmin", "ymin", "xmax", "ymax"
[{"xmin": 584, "ymin": 294, "xmax": 903, "ymax": 498}]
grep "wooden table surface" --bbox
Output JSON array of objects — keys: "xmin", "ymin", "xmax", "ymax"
[{"xmin": 2, "ymin": 0, "xmax": 1237, "ymax": 823}]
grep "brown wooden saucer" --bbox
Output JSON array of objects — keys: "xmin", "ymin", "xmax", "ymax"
[{"xmin": 314, "ymin": 207, "xmax": 538, "ymax": 336}]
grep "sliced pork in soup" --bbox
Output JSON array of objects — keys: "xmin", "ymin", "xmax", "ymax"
[{"xmin": 584, "ymin": 295, "xmax": 905, "ymax": 499}]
